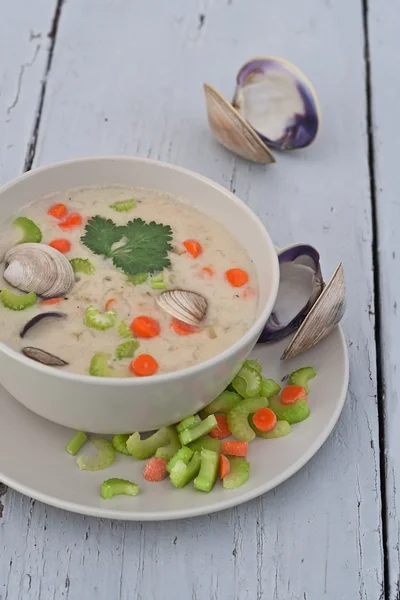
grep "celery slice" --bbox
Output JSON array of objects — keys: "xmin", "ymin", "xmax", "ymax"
[
  {"xmin": 170, "ymin": 452, "xmax": 201, "ymax": 488},
  {"xmin": 288, "ymin": 366, "xmax": 316, "ymax": 394},
  {"xmin": 110, "ymin": 198, "xmax": 136, "ymax": 212},
  {"xmin": 166, "ymin": 446, "xmax": 194, "ymax": 473},
  {"xmin": 188, "ymin": 437, "xmax": 222, "ymax": 454},
  {"xmin": 77, "ymin": 438, "xmax": 115, "ymax": 471},
  {"xmin": 117, "ymin": 320, "xmax": 133, "ymax": 338},
  {"xmin": 178, "ymin": 415, "xmax": 217, "ymax": 446},
  {"xmin": 249, "ymin": 418, "xmax": 291, "ymax": 439},
  {"xmin": 14, "ymin": 216, "xmax": 42, "ymax": 243},
  {"xmin": 232, "ymin": 365, "xmax": 262, "ymax": 398},
  {"xmin": 268, "ymin": 395, "xmax": 310, "ymax": 424},
  {"xmin": 194, "ymin": 449, "xmax": 219, "ymax": 492},
  {"xmin": 227, "ymin": 396, "xmax": 269, "ymax": 442},
  {"xmin": 65, "ymin": 431, "xmax": 87, "ymax": 455},
  {"xmin": 176, "ymin": 415, "xmax": 201, "ymax": 433},
  {"xmin": 201, "ymin": 391, "xmax": 242, "ymax": 417},
  {"xmin": 70, "ymin": 258, "xmax": 95, "ymax": 274},
  {"xmin": 112, "ymin": 434, "xmax": 131, "ymax": 455},
  {"xmin": 101, "ymin": 478, "xmax": 139, "ymax": 499},
  {"xmin": 115, "ymin": 339, "xmax": 139, "ymax": 359},
  {"xmin": 85, "ymin": 305, "xmax": 117, "ymax": 330},
  {"xmin": 127, "ymin": 427, "xmax": 173, "ymax": 460},
  {"xmin": 155, "ymin": 427, "xmax": 181, "ymax": 460},
  {"xmin": 0, "ymin": 289, "xmax": 36, "ymax": 311},
  {"xmin": 222, "ymin": 457, "xmax": 250, "ymax": 489},
  {"xmin": 261, "ymin": 377, "xmax": 281, "ymax": 398}
]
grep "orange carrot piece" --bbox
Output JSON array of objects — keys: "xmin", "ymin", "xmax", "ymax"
[
  {"xmin": 131, "ymin": 316, "xmax": 160, "ymax": 338},
  {"xmin": 226, "ymin": 268, "xmax": 249, "ymax": 287},
  {"xmin": 209, "ymin": 414, "xmax": 231, "ymax": 439},
  {"xmin": 58, "ymin": 212, "xmax": 82, "ymax": 230},
  {"xmin": 40, "ymin": 297, "xmax": 63, "ymax": 305},
  {"xmin": 252, "ymin": 408, "xmax": 277, "ymax": 432},
  {"xmin": 171, "ymin": 318, "xmax": 199, "ymax": 336},
  {"xmin": 105, "ymin": 298, "xmax": 117, "ymax": 311},
  {"xmin": 143, "ymin": 457, "xmax": 168, "ymax": 482},
  {"xmin": 183, "ymin": 239, "xmax": 202, "ymax": 258},
  {"xmin": 49, "ymin": 238, "xmax": 71, "ymax": 253},
  {"xmin": 221, "ymin": 441, "xmax": 248, "ymax": 457},
  {"xmin": 130, "ymin": 354, "xmax": 159, "ymax": 376},
  {"xmin": 201, "ymin": 266, "xmax": 214, "ymax": 277},
  {"xmin": 280, "ymin": 385, "xmax": 307, "ymax": 405},
  {"xmin": 219, "ymin": 455, "xmax": 231, "ymax": 479},
  {"xmin": 48, "ymin": 203, "xmax": 67, "ymax": 219}
]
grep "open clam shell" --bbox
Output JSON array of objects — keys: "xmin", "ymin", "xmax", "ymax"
[
  {"xmin": 204, "ymin": 56, "xmax": 320, "ymax": 162},
  {"xmin": 156, "ymin": 289, "xmax": 208, "ymax": 327},
  {"xmin": 257, "ymin": 244, "xmax": 345, "ymax": 359},
  {"xmin": 3, "ymin": 243, "xmax": 74, "ymax": 298}
]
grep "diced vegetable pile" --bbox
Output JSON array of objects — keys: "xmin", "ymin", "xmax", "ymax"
[{"xmin": 65, "ymin": 363, "xmax": 316, "ymax": 499}]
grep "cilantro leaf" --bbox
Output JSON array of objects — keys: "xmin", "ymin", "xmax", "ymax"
[
  {"xmin": 81, "ymin": 216, "xmax": 123, "ymax": 257},
  {"xmin": 110, "ymin": 219, "xmax": 173, "ymax": 275},
  {"xmin": 81, "ymin": 216, "xmax": 173, "ymax": 276}
]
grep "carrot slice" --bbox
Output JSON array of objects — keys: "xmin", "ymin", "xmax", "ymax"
[
  {"xmin": 48, "ymin": 203, "xmax": 67, "ymax": 219},
  {"xmin": 131, "ymin": 316, "xmax": 160, "ymax": 338},
  {"xmin": 221, "ymin": 441, "xmax": 248, "ymax": 457},
  {"xmin": 209, "ymin": 414, "xmax": 231, "ymax": 439},
  {"xmin": 105, "ymin": 298, "xmax": 117, "ymax": 312},
  {"xmin": 281, "ymin": 385, "xmax": 307, "ymax": 405},
  {"xmin": 201, "ymin": 266, "xmax": 214, "ymax": 277},
  {"xmin": 49, "ymin": 238, "xmax": 71, "ymax": 253},
  {"xmin": 252, "ymin": 408, "xmax": 277, "ymax": 432},
  {"xmin": 143, "ymin": 457, "xmax": 168, "ymax": 482},
  {"xmin": 219, "ymin": 455, "xmax": 231, "ymax": 479},
  {"xmin": 171, "ymin": 318, "xmax": 199, "ymax": 336},
  {"xmin": 183, "ymin": 239, "xmax": 202, "ymax": 258},
  {"xmin": 226, "ymin": 268, "xmax": 249, "ymax": 287},
  {"xmin": 130, "ymin": 354, "xmax": 159, "ymax": 376},
  {"xmin": 40, "ymin": 297, "xmax": 63, "ymax": 305},
  {"xmin": 58, "ymin": 212, "xmax": 82, "ymax": 230}
]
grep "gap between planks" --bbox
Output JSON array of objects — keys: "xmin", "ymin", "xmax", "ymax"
[{"xmin": 362, "ymin": 0, "xmax": 389, "ymax": 598}]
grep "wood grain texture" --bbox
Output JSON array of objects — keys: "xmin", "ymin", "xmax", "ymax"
[
  {"xmin": 0, "ymin": 0, "xmax": 384, "ymax": 599},
  {"xmin": 0, "ymin": 0, "xmax": 57, "ymax": 184},
  {"xmin": 368, "ymin": 0, "xmax": 400, "ymax": 597}
]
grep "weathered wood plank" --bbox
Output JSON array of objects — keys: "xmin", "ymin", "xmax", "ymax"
[
  {"xmin": 368, "ymin": 0, "xmax": 400, "ymax": 597},
  {"xmin": 0, "ymin": 0, "xmax": 383, "ymax": 599},
  {"xmin": 0, "ymin": 0, "xmax": 57, "ymax": 184}
]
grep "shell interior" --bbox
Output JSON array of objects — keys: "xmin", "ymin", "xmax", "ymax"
[
  {"xmin": 233, "ymin": 56, "xmax": 320, "ymax": 151},
  {"xmin": 156, "ymin": 289, "xmax": 208, "ymax": 327}
]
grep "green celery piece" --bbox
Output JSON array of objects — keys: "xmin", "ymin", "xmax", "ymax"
[
  {"xmin": 243, "ymin": 359, "xmax": 262, "ymax": 373},
  {"xmin": 176, "ymin": 415, "xmax": 201, "ymax": 433},
  {"xmin": 227, "ymin": 396, "xmax": 269, "ymax": 442},
  {"xmin": 118, "ymin": 320, "xmax": 133, "ymax": 338},
  {"xmin": 178, "ymin": 415, "xmax": 217, "ymax": 446},
  {"xmin": 112, "ymin": 434, "xmax": 131, "ymax": 455},
  {"xmin": 249, "ymin": 418, "xmax": 291, "ymax": 439},
  {"xmin": 288, "ymin": 366, "xmax": 316, "ymax": 394},
  {"xmin": 65, "ymin": 431, "xmax": 87, "ymax": 455},
  {"xmin": 127, "ymin": 427, "xmax": 172, "ymax": 460},
  {"xmin": 151, "ymin": 281, "xmax": 167, "ymax": 290},
  {"xmin": 188, "ymin": 437, "xmax": 222, "ymax": 454},
  {"xmin": 126, "ymin": 273, "xmax": 149, "ymax": 285},
  {"xmin": 85, "ymin": 305, "xmax": 117, "ymax": 330},
  {"xmin": 0, "ymin": 289, "xmax": 36, "ymax": 311},
  {"xmin": 110, "ymin": 198, "xmax": 136, "ymax": 212},
  {"xmin": 155, "ymin": 427, "xmax": 181, "ymax": 460},
  {"xmin": 115, "ymin": 339, "xmax": 139, "ymax": 359},
  {"xmin": 70, "ymin": 258, "xmax": 95, "ymax": 274},
  {"xmin": 268, "ymin": 395, "xmax": 310, "ymax": 424},
  {"xmin": 166, "ymin": 446, "xmax": 194, "ymax": 473},
  {"xmin": 232, "ymin": 365, "xmax": 262, "ymax": 398},
  {"xmin": 194, "ymin": 449, "xmax": 219, "ymax": 492},
  {"xmin": 89, "ymin": 352, "xmax": 115, "ymax": 377},
  {"xmin": 222, "ymin": 457, "xmax": 250, "ymax": 490},
  {"xmin": 201, "ymin": 390, "xmax": 242, "ymax": 417},
  {"xmin": 261, "ymin": 377, "xmax": 281, "ymax": 398},
  {"xmin": 77, "ymin": 438, "xmax": 115, "ymax": 471},
  {"xmin": 101, "ymin": 478, "xmax": 139, "ymax": 499},
  {"xmin": 170, "ymin": 452, "xmax": 201, "ymax": 488},
  {"xmin": 14, "ymin": 216, "xmax": 42, "ymax": 243},
  {"xmin": 151, "ymin": 272, "xmax": 164, "ymax": 283}
]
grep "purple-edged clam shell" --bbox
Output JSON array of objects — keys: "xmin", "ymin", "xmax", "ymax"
[
  {"xmin": 233, "ymin": 58, "xmax": 320, "ymax": 150},
  {"xmin": 258, "ymin": 244, "xmax": 323, "ymax": 344},
  {"xmin": 20, "ymin": 311, "xmax": 66, "ymax": 338}
]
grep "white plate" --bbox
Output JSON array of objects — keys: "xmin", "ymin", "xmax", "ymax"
[{"xmin": 0, "ymin": 327, "xmax": 348, "ymax": 521}]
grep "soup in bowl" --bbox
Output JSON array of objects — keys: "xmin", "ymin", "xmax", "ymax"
[{"xmin": 0, "ymin": 157, "xmax": 279, "ymax": 433}]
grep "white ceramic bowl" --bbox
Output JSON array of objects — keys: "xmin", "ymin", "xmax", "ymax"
[{"xmin": 0, "ymin": 157, "xmax": 279, "ymax": 433}]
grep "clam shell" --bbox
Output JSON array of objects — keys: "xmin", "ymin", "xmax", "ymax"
[
  {"xmin": 22, "ymin": 347, "xmax": 68, "ymax": 366},
  {"xmin": 4, "ymin": 243, "xmax": 75, "ymax": 298},
  {"xmin": 281, "ymin": 263, "xmax": 345, "ymax": 360},
  {"xmin": 156, "ymin": 289, "xmax": 208, "ymax": 326},
  {"xmin": 203, "ymin": 83, "xmax": 275, "ymax": 164}
]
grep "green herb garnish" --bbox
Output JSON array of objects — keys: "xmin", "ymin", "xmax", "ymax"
[{"xmin": 81, "ymin": 217, "xmax": 173, "ymax": 276}]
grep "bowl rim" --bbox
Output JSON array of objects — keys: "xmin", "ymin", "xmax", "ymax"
[{"xmin": 0, "ymin": 155, "xmax": 280, "ymax": 385}]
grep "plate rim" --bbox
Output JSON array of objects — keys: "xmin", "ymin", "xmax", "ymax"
[{"xmin": 0, "ymin": 326, "xmax": 349, "ymax": 521}]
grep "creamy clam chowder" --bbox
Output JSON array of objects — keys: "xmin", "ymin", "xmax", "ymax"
[{"xmin": 0, "ymin": 186, "xmax": 258, "ymax": 376}]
